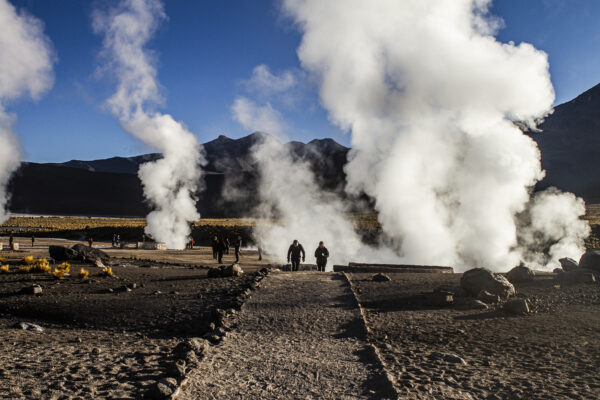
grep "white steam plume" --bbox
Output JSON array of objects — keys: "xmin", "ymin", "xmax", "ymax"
[
  {"xmin": 0, "ymin": 0, "xmax": 55, "ymax": 223},
  {"xmin": 251, "ymin": 133, "xmax": 397, "ymax": 267},
  {"xmin": 283, "ymin": 0, "xmax": 589, "ymax": 270},
  {"xmin": 94, "ymin": 0, "xmax": 204, "ymax": 249}
]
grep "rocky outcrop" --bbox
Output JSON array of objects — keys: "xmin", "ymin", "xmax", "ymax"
[
  {"xmin": 460, "ymin": 268, "xmax": 515, "ymax": 299},
  {"xmin": 506, "ymin": 266, "xmax": 535, "ymax": 284}
]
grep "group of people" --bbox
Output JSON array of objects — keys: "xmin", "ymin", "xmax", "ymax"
[
  {"xmin": 211, "ymin": 235, "xmax": 243, "ymax": 264},
  {"xmin": 287, "ymin": 240, "xmax": 330, "ymax": 272},
  {"xmin": 111, "ymin": 233, "xmax": 120, "ymax": 248}
]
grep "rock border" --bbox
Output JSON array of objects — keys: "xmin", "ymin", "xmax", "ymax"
[
  {"xmin": 340, "ymin": 272, "xmax": 400, "ymax": 399},
  {"xmin": 165, "ymin": 268, "xmax": 270, "ymax": 400}
]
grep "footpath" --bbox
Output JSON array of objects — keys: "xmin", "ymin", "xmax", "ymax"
[{"xmin": 178, "ymin": 271, "xmax": 396, "ymax": 399}]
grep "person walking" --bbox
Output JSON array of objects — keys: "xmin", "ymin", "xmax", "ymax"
[
  {"xmin": 287, "ymin": 240, "xmax": 305, "ymax": 271},
  {"xmin": 8, "ymin": 232, "xmax": 14, "ymax": 250},
  {"xmin": 257, "ymin": 245, "xmax": 262, "ymax": 261},
  {"xmin": 234, "ymin": 236, "xmax": 242, "ymax": 263},
  {"xmin": 314, "ymin": 241, "xmax": 329, "ymax": 272},
  {"xmin": 112, "ymin": 233, "xmax": 117, "ymax": 247},
  {"xmin": 31, "ymin": 234, "xmax": 35, "ymax": 248},
  {"xmin": 88, "ymin": 236, "xmax": 93, "ymax": 248},
  {"xmin": 216, "ymin": 237, "xmax": 225, "ymax": 264},
  {"xmin": 211, "ymin": 236, "xmax": 219, "ymax": 259}
]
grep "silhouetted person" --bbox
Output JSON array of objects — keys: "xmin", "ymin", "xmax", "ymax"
[
  {"xmin": 225, "ymin": 237, "xmax": 230, "ymax": 254},
  {"xmin": 234, "ymin": 236, "xmax": 242, "ymax": 263},
  {"xmin": 211, "ymin": 236, "xmax": 219, "ymax": 259},
  {"xmin": 9, "ymin": 232, "xmax": 14, "ymax": 250},
  {"xmin": 314, "ymin": 241, "xmax": 329, "ymax": 272},
  {"xmin": 88, "ymin": 237, "xmax": 93, "ymax": 248},
  {"xmin": 112, "ymin": 233, "xmax": 117, "ymax": 247},
  {"xmin": 287, "ymin": 240, "xmax": 305, "ymax": 271},
  {"xmin": 216, "ymin": 238, "xmax": 225, "ymax": 264},
  {"xmin": 116, "ymin": 234, "xmax": 120, "ymax": 247},
  {"xmin": 257, "ymin": 245, "xmax": 262, "ymax": 261},
  {"xmin": 31, "ymin": 235, "xmax": 35, "ymax": 247}
]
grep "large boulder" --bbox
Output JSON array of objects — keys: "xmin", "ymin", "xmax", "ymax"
[
  {"xmin": 71, "ymin": 244, "xmax": 109, "ymax": 263},
  {"xmin": 559, "ymin": 257, "xmax": 579, "ymax": 272},
  {"xmin": 49, "ymin": 245, "xmax": 79, "ymax": 262},
  {"xmin": 506, "ymin": 265, "xmax": 535, "ymax": 284},
  {"xmin": 460, "ymin": 268, "xmax": 515, "ymax": 299},
  {"xmin": 578, "ymin": 251, "xmax": 600, "ymax": 273}
]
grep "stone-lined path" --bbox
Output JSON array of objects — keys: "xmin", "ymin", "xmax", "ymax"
[{"xmin": 178, "ymin": 272, "xmax": 396, "ymax": 399}]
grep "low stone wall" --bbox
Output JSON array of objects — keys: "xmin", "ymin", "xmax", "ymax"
[{"xmin": 333, "ymin": 262, "xmax": 453, "ymax": 274}]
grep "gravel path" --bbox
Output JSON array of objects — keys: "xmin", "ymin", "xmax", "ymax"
[{"xmin": 179, "ymin": 271, "xmax": 396, "ymax": 399}]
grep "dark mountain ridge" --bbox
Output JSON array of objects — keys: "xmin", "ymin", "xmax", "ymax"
[{"xmin": 8, "ymin": 133, "xmax": 349, "ymax": 217}]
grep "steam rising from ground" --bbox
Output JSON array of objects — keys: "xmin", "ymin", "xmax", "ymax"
[
  {"xmin": 0, "ymin": 0, "xmax": 55, "ymax": 223},
  {"xmin": 251, "ymin": 134, "xmax": 397, "ymax": 267},
  {"xmin": 274, "ymin": 0, "xmax": 589, "ymax": 270},
  {"xmin": 94, "ymin": 0, "xmax": 204, "ymax": 249}
]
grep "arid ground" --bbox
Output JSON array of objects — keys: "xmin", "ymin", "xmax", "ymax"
[{"xmin": 0, "ymin": 232, "xmax": 599, "ymax": 399}]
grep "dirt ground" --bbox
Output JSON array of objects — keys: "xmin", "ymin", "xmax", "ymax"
[
  {"xmin": 0, "ymin": 238, "xmax": 273, "ymax": 399},
  {"xmin": 1, "ymin": 237, "xmax": 599, "ymax": 399},
  {"xmin": 350, "ymin": 272, "xmax": 600, "ymax": 399}
]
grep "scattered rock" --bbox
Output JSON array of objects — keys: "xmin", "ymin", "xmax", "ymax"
[
  {"xmin": 146, "ymin": 377, "xmax": 178, "ymax": 399},
  {"xmin": 71, "ymin": 244, "xmax": 110, "ymax": 263},
  {"xmin": 48, "ymin": 245, "xmax": 79, "ymax": 262},
  {"xmin": 503, "ymin": 298, "xmax": 529, "ymax": 314},
  {"xmin": 558, "ymin": 269, "xmax": 597, "ymax": 285},
  {"xmin": 20, "ymin": 285, "xmax": 42, "ymax": 295},
  {"xmin": 222, "ymin": 264, "xmax": 244, "ymax": 277},
  {"xmin": 578, "ymin": 251, "xmax": 600, "ymax": 274},
  {"xmin": 166, "ymin": 359, "xmax": 186, "ymax": 377},
  {"xmin": 461, "ymin": 268, "xmax": 515, "ymax": 299},
  {"xmin": 372, "ymin": 273, "xmax": 391, "ymax": 282},
  {"xmin": 430, "ymin": 352, "xmax": 467, "ymax": 365},
  {"xmin": 559, "ymin": 257, "xmax": 579, "ymax": 272},
  {"xmin": 477, "ymin": 290, "xmax": 500, "ymax": 304},
  {"xmin": 207, "ymin": 264, "xmax": 244, "ymax": 278},
  {"xmin": 94, "ymin": 259, "xmax": 105, "ymax": 269},
  {"xmin": 434, "ymin": 285, "xmax": 467, "ymax": 297},
  {"xmin": 455, "ymin": 298, "xmax": 489, "ymax": 310},
  {"xmin": 553, "ymin": 268, "xmax": 564, "ymax": 274},
  {"xmin": 15, "ymin": 322, "xmax": 44, "ymax": 332},
  {"xmin": 425, "ymin": 291, "xmax": 453, "ymax": 307},
  {"xmin": 506, "ymin": 265, "xmax": 535, "ymax": 283}
]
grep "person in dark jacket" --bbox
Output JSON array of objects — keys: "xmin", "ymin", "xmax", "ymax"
[
  {"xmin": 234, "ymin": 236, "xmax": 242, "ymax": 263},
  {"xmin": 287, "ymin": 240, "xmax": 305, "ymax": 271},
  {"xmin": 216, "ymin": 237, "xmax": 226, "ymax": 264},
  {"xmin": 211, "ymin": 236, "xmax": 219, "ymax": 259},
  {"xmin": 314, "ymin": 241, "xmax": 329, "ymax": 272}
]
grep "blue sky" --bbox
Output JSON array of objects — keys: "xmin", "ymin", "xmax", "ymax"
[{"xmin": 6, "ymin": 0, "xmax": 600, "ymax": 163}]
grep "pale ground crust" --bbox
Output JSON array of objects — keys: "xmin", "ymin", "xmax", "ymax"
[{"xmin": 179, "ymin": 272, "xmax": 396, "ymax": 400}]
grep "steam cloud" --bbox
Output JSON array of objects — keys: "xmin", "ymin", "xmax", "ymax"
[
  {"xmin": 94, "ymin": 0, "xmax": 205, "ymax": 249},
  {"xmin": 0, "ymin": 0, "xmax": 55, "ymax": 223},
  {"xmin": 270, "ymin": 0, "xmax": 590, "ymax": 270}
]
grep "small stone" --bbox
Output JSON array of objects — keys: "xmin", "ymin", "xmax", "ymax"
[
  {"xmin": 426, "ymin": 291, "xmax": 453, "ymax": 306},
  {"xmin": 166, "ymin": 359, "xmax": 186, "ymax": 377},
  {"xmin": 21, "ymin": 285, "xmax": 42, "ymax": 295},
  {"xmin": 430, "ymin": 351, "xmax": 467, "ymax": 365},
  {"xmin": 15, "ymin": 322, "xmax": 44, "ymax": 332},
  {"xmin": 372, "ymin": 273, "xmax": 391, "ymax": 282},
  {"xmin": 91, "ymin": 347, "xmax": 101, "ymax": 355},
  {"xmin": 503, "ymin": 298, "xmax": 530, "ymax": 314},
  {"xmin": 477, "ymin": 290, "xmax": 500, "ymax": 304}
]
